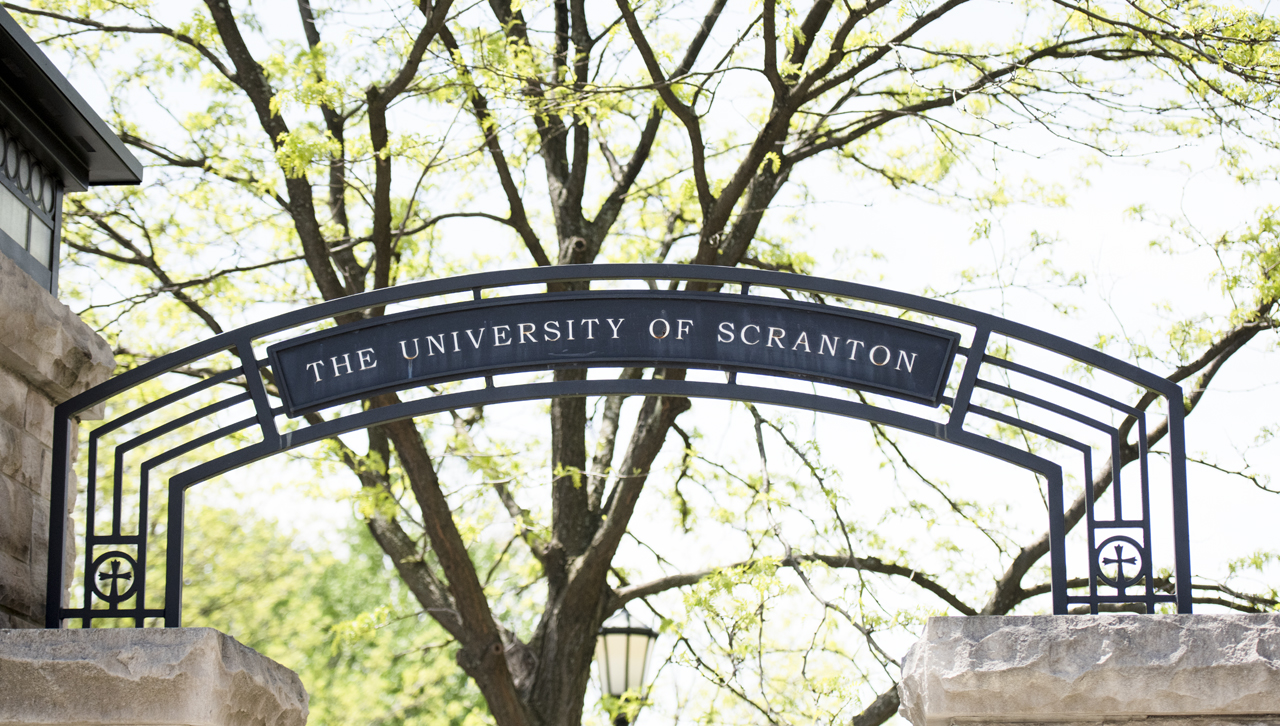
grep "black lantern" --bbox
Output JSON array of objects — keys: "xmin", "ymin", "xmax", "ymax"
[{"xmin": 595, "ymin": 609, "xmax": 659, "ymax": 725}]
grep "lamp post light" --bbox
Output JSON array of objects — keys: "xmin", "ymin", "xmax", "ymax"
[{"xmin": 595, "ymin": 609, "xmax": 659, "ymax": 726}]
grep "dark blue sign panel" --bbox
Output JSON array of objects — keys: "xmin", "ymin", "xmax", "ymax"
[{"xmin": 268, "ymin": 291, "xmax": 960, "ymax": 416}]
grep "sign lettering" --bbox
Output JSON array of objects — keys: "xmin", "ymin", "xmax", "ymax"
[{"xmin": 268, "ymin": 292, "xmax": 960, "ymax": 416}]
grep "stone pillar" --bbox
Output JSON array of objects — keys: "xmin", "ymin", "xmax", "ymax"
[
  {"xmin": 0, "ymin": 252, "xmax": 113, "ymax": 628},
  {"xmin": 0, "ymin": 255, "xmax": 309, "ymax": 726},
  {"xmin": 0, "ymin": 628, "xmax": 308, "ymax": 726},
  {"xmin": 898, "ymin": 613, "xmax": 1280, "ymax": 726}
]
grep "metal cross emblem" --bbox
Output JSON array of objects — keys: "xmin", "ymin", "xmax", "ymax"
[
  {"xmin": 1095, "ymin": 536, "xmax": 1144, "ymax": 590},
  {"xmin": 97, "ymin": 558, "xmax": 133, "ymax": 601},
  {"xmin": 1102, "ymin": 544, "xmax": 1137, "ymax": 583},
  {"xmin": 89, "ymin": 551, "xmax": 138, "ymax": 605}
]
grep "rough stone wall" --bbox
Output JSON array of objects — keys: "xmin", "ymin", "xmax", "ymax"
[
  {"xmin": 0, "ymin": 253, "xmax": 113, "ymax": 628},
  {"xmin": 0, "ymin": 628, "xmax": 310, "ymax": 726},
  {"xmin": 899, "ymin": 613, "xmax": 1280, "ymax": 726}
]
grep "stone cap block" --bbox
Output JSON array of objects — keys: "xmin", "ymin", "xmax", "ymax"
[
  {"xmin": 0, "ymin": 253, "xmax": 113, "ymax": 413},
  {"xmin": 899, "ymin": 614, "xmax": 1280, "ymax": 726},
  {"xmin": 0, "ymin": 627, "xmax": 308, "ymax": 726}
]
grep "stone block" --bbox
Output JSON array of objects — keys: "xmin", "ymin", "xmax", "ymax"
[
  {"xmin": 0, "ymin": 474, "xmax": 32, "ymax": 562},
  {"xmin": 0, "ymin": 552, "xmax": 36, "ymax": 621},
  {"xmin": 31, "ymin": 495, "xmax": 49, "ymax": 558},
  {"xmin": 2, "ymin": 611, "xmax": 39, "ymax": 629},
  {"xmin": 0, "ymin": 246, "xmax": 113, "ymax": 640},
  {"xmin": 15, "ymin": 429, "xmax": 42, "ymax": 490},
  {"xmin": 0, "ymin": 418, "xmax": 18, "ymax": 479},
  {"xmin": 0, "ymin": 610, "xmax": 35, "ymax": 630},
  {"xmin": 31, "ymin": 496, "xmax": 49, "ymax": 591},
  {"xmin": 24, "ymin": 388, "xmax": 52, "ymax": 444},
  {"xmin": 36, "ymin": 443, "xmax": 50, "ymax": 499},
  {"xmin": 0, "ymin": 627, "xmax": 308, "ymax": 726},
  {"xmin": 0, "ymin": 254, "xmax": 114, "ymax": 405},
  {"xmin": 898, "ymin": 614, "xmax": 1280, "ymax": 726},
  {"xmin": 0, "ymin": 369, "xmax": 25, "ymax": 429},
  {"xmin": 0, "ymin": 424, "xmax": 41, "ymax": 492}
]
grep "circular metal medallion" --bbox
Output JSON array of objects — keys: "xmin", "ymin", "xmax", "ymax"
[
  {"xmin": 90, "ymin": 551, "xmax": 139, "ymax": 604},
  {"xmin": 1095, "ymin": 535, "xmax": 1146, "ymax": 590}
]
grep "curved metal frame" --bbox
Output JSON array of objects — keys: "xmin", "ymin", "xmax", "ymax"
[{"xmin": 45, "ymin": 264, "xmax": 1192, "ymax": 627}]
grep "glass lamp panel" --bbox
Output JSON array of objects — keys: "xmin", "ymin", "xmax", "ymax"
[
  {"xmin": 28, "ymin": 218, "xmax": 52, "ymax": 268},
  {"xmin": 606, "ymin": 632, "xmax": 633, "ymax": 696},
  {"xmin": 625, "ymin": 633, "xmax": 650, "ymax": 692},
  {"xmin": 599, "ymin": 632, "xmax": 640, "ymax": 696},
  {"xmin": 0, "ymin": 185, "xmax": 27, "ymax": 248},
  {"xmin": 595, "ymin": 636, "xmax": 616, "ymax": 696}
]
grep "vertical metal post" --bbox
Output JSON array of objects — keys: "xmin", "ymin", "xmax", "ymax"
[
  {"xmin": 1085, "ymin": 449, "xmax": 1100, "ymax": 614},
  {"xmin": 1166, "ymin": 390, "xmax": 1193, "ymax": 613},
  {"xmin": 135, "ymin": 467, "xmax": 151, "ymax": 627},
  {"xmin": 163, "ymin": 481, "xmax": 185, "ymax": 627},
  {"xmin": 44, "ymin": 409, "xmax": 73, "ymax": 628},
  {"xmin": 1046, "ymin": 466, "xmax": 1069, "ymax": 615},
  {"xmin": 81, "ymin": 432, "xmax": 97, "ymax": 628}
]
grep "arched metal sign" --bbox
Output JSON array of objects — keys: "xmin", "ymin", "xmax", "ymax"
[
  {"xmin": 45, "ymin": 265, "xmax": 1192, "ymax": 627},
  {"xmin": 269, "ymin": 290, "xmax": 961, "ymax": 414}
]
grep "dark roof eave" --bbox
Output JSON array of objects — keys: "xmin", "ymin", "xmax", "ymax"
[{"xmin": 0, "ymin": 8, "xmax": 142, "ymax": 191}]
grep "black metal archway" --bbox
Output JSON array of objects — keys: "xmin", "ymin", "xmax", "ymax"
[{"xmin": 46, "ymin": 265, "xmax": 1192, "ymax": 628}]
